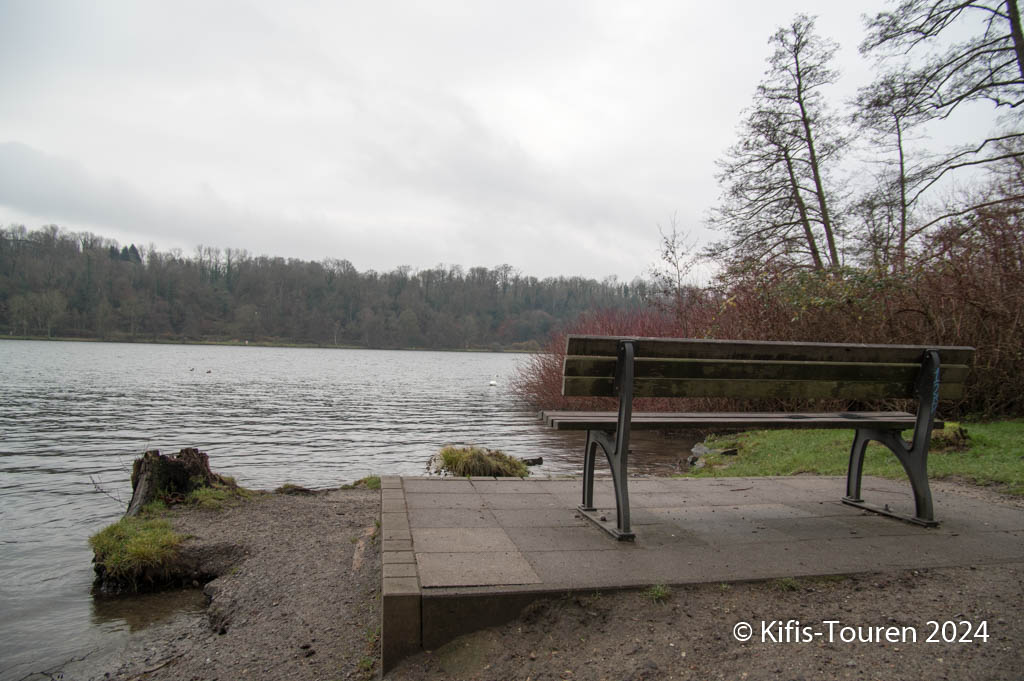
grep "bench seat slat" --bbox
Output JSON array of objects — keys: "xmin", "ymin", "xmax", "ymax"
[
  {"xmin": 566, "ymin": 335, "xmax": 975, "ymax": 366},
  {"xmin": 562, "ymin": 376, "xmax": 964, "ymax": 400},
  {"xmin": 542, "ymin": 410, "xmax": 935, "ymax": 431},
  {"xmin": 564, "ymin": 357, "xmax": 970, "ymax": 385}
]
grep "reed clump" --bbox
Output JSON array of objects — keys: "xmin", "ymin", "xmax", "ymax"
[{"xmin": 436, "ymin": 446, "xmax": 529, "ymax": 478}]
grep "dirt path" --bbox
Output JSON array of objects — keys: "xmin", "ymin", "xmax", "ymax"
[
  {"xmin": 392, "ymin": 566, "xmax": 1024, "ymax": 681},
  {"xmin": 58, "ymin": 482, "xmax": 1023, "ymax": 681}
]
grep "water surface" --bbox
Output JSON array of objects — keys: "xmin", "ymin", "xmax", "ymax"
[{"xmin": 0, "ymin": 340, "xmax": 692, "ymax": 679}]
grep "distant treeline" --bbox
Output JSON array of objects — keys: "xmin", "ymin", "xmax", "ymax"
[{"xmin": 0, "ymin": 225, "xmax": 645, "ymax": 350}]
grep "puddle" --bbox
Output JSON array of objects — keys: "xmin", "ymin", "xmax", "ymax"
[{"xmin": 91, "ymin": 588, "xmax": 208, "ymax": 632}]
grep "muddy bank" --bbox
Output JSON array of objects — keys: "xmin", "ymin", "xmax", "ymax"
[{"xmin": 55, "ymin": 487, "xmax": 382, "ymax": 681}]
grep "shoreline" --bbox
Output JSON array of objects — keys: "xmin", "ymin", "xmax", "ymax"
[
  {"xmin": 0, "ymin": 335, "xmax": 539, "ymax": 354},
  {"xmin": 40, "ymin": 476, "xmax": 1024, "ymax": 681}
]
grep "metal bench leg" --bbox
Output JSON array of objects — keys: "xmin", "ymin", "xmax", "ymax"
[
  {"xmin": 844, "ymin": 428, "xmax": 871, "ymax": 503},
  {"xmin": 576, "ymin": 340, "xmax": 636, "ymax": 541},
  {"xmin": 580, "ymin": 431, "xmax": 598, "ymax": 511},
  {"xmin": 842, "ymin": 350, "xmax": 940, "ymax": 527},
  {"xmin": 577, "ymin": 429, "xmax": 634, "ymax": 541},
  {"xmin": 842, "ymin": 429, "xmax": 937, "ymax": 526}
]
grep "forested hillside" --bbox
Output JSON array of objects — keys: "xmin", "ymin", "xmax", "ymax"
[{"xmin": 0, "ymin": 225, "xmax": 645, "ymax": 349}]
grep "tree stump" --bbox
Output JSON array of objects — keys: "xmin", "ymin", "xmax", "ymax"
[{"xmin": 125, "ymin": 448, "xmax": 234, "ymax": 516}]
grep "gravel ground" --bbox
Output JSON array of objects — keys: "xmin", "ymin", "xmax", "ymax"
[{"xmin": 53, "ymin": 480, "xmax": 1023, "ymax": 681}]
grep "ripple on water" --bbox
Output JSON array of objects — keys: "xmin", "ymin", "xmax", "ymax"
[{"xmin": 0, "ymin": 342, "xmax": 631, "ymax": 680}]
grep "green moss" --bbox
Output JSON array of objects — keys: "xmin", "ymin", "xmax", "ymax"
[
  {"xmin": 89, "ymin": 517, "xmax": 184, "ymax": 587},
  {"xmin": 437, "ymin": 446, "xmax": 528, "ymax": 477},
  {"xmin": 680, "ymin": 421, "xmax": 1024, "ymax": 495}
]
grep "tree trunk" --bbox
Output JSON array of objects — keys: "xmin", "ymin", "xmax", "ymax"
[
  {"xmin": 1007, "ymin": 0, "xmax": 1024, "ymax": 81},
  {"xmin": 125, "ymin": 448, "xmax": 232, "ymax": 516},
  {"xmin": 783, "ymin": 147, "xmax": 825, "ymax": 270}
]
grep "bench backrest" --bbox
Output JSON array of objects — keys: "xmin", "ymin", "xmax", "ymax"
[{"xmin": 562, "ymin": 335, "xmax": 974, "ymax": 401}]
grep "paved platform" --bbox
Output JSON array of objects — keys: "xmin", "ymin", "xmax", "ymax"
[{"xmin": 378, "ymin": 475, "xmax": 1024, "ymax": 672}]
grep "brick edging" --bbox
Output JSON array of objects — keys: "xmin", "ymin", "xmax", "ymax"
[{"xmin": 379, "ymin": 476, "xmax": 420, "ymax": 676}]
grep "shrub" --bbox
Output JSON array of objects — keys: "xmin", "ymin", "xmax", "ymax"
[{"xmin": 513, "ymin": 214, "xmax": 1024, "ymax": 419}]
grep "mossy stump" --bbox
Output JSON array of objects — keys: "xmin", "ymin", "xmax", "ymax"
[
  {"xmin": 126, "ymin": 447, "xmax": 235, "ymax": 517},
  {"xmin": 93, "ymin": 447, "xmax": 243, "ymax": 593}
]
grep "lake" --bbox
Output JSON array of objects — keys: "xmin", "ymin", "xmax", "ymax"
[{"xmin": 0, "ymin": 340, "xmax": 691, "ymax": 680}]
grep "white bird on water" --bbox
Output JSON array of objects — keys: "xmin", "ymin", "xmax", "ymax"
[{"xmin": 489, "ymin": 375, "xmax": 498, "ymax": 386}]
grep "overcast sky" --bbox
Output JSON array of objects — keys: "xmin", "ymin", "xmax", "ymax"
[{"xmin": 0, "ymin": 0, "xmax": 937, "ymax": 280}]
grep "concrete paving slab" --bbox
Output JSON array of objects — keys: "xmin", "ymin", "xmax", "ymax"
[
  {"xmin": 412, "ymin": 527, "xmax": 518, "ymax": 553},
  {"xmin": 416, "ymin": 551, "xmax": 542, "ymax": 587},
  {"xmin": 831, "ymin": 512, "xmax": 936, "ymax": 537},
  {"xmin": 407, "ymin": 507, "xmax": 498, "ymax": 528},
  {"xmin": 382, "ymin": 527, "xmax": 411, "ymax": 541},
  {"xmin": 622, "ymin": 522, "xmax": 709, "ymax": 548},
  {"xmin": 382, "ymin": 551, "xmax": 416, "ymax": 565},
  {"xmin": 405, "ymin": 492, "xmax": 485, "ymax": 509},
  {"xmin": 382, "ymin": 539, "xmax": 412, "ymax": 552},
  {"xmin": 788, "ymin": 500, "xmax": 865, "ymax": 517},
  {"xmin": 379, "ymin": 474, "xmax": 1024, "ymax": 674},
  {"xmin": 471, "ymin": 479, "xmax": 550, "ymax": 494},
  {"xmin": 626, "ymin": 478, "xmax": 682, "ymax": 493},
  {"xmin": 760, "ymin": 515, "xmax": 873, "ymax": 541},
  {"xmin": 534, "ymin": 479, "xmax": 582, "ymax": 495},
  {"xmin": 504, "ymin": 525, "xmax": 621, "ymax": 552},
  {"xmin": 383, "ymin": 563, "xmax": 419, "ymax": 578},
  {"xmin": 380, "ymin": 512, "xmax": 410, "ymax": 530},
  {"xmin": 381, "ymin": 499, "xmax": 407, "ymax": 513},
  {"xmin": 404, "ymin": 478, "xmax": 476, "ymax": 493},
  {"xmin": 488, "ymin": 508, "xmax": 589, "ymax": 527},
  {"xmin": 483, "ymin": 492, "xmax": 565, "ymax": 510}
]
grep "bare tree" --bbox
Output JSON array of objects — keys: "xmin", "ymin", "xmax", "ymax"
[
  {"xmin": 863, "ymin": 0, "xmax": 1024, "ymax": 113},
  {"xmin": 851, "ymin": 71, "xmax": 935, "ymax": 270},
  {"xmin": 859, "ymin": 1, "xmax": 1024, "ymax": 233},
  {"xmin": 649, "ymin": 214, "xmax": 700, "ymax": 306},
  {"xmin": 708, "ymin": 15, "xmax": 846, "ymax": 273}
]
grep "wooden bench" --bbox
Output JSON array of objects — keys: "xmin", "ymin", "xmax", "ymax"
[{"xmin": 542, "ymin": 335, "xmax": 974, "ymax": 540}]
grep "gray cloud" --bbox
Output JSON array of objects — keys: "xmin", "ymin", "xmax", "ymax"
[{"xmin": 0, "ymin": 1, "xmax": 903, "ymax": 279}]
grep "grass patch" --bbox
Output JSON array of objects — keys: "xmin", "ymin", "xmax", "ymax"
[
  {"xmin": 771, "ymin": 577, "xmax": 801, "ymax": 592},
  {"xmin": 436, "ymin": 446, "xmax": 528, "ymax": 477},
  {"xmin": 89, "ymin": 516, "xmax": 184, "ymax": 588},
  {"xmin": 645, "ymin": 584, "xmax": 672, "ymax": 603},
  {"xmin": 680, "ymin": 420, "xmax": 1024, "ymax": 495},
  {"xmin": 185, "ymin": 483, "xmax": 258, "ymax": 510},
  {"xmin": 139, "ymin": 499, "xmax": 168, "ymax": 516},
  {"xmin": 341, "ymin": 476, "xmax": 381, "ymax": 490}
]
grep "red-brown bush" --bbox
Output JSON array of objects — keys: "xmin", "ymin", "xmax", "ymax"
[{"xmin": 513, "ymin": 206, "xmax": 1024, "ymax": 418}]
